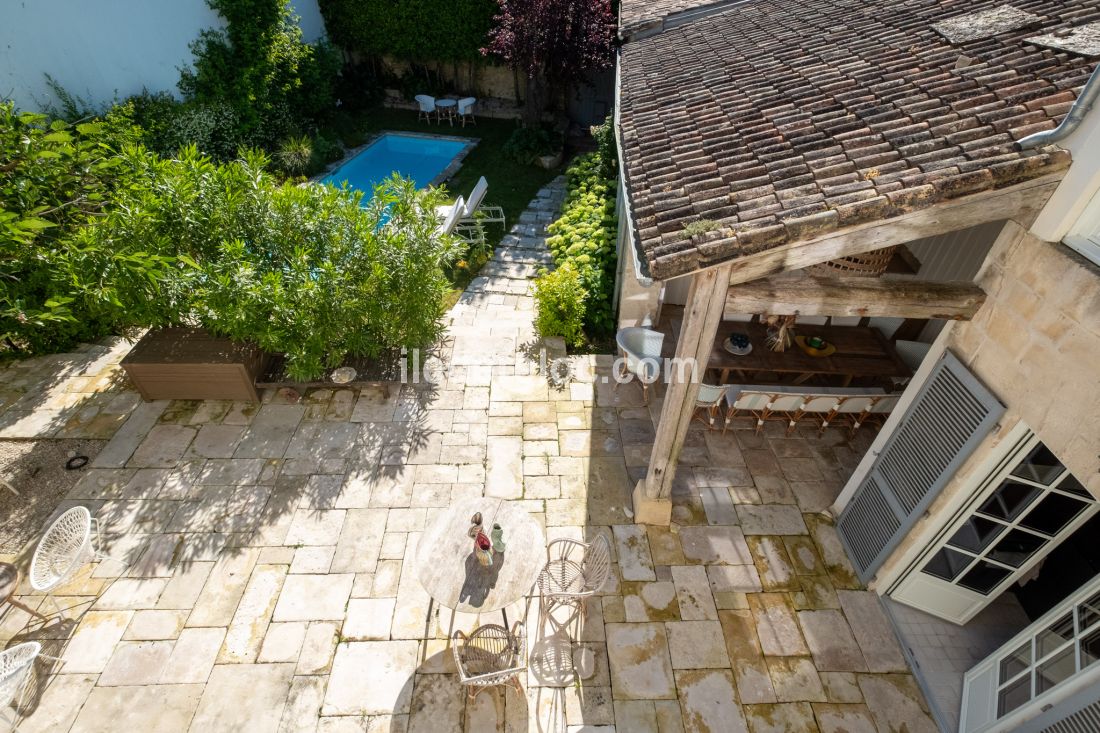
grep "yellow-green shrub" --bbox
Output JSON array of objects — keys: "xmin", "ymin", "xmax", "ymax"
[{"xmin": 533, "ymin": 263, "xmax": 587, "ymax": 348}]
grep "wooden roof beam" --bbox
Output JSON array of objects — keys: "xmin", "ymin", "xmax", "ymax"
[{"xmin": 725, "ymin": 275, "xmax": 987, "ymax": 321}]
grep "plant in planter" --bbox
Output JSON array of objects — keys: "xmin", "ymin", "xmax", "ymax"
[{"xmin": 71, "ymin": 146, "xmax": 461, "ymax": 382}]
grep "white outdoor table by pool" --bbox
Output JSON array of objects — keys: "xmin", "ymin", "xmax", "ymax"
[{"xmin": 416, "ymin": 497, "xmax": 546, "ymax": 626}]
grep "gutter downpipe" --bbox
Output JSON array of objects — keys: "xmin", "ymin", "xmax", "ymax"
[
  {"xmin": 1018, "ymin": 64, "xmax": 1100, "ymax": 149},
  {"xmin": 611, "ymin": 49, "xmax": 655, "ymax": 321}
]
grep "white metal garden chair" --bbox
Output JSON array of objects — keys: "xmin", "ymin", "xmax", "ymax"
[
  {"xmin": 452, "ymin": 621, "xmax": 526, "ymax": 700},
  {"xmin": 457, "ymin": 97, "xmax": 477, "ymax": 127},
  {"xmin": 30, "ymin": 506, "xmax": 123, "ymax": 618},
  {"xmin": 615, "ymin": 327, "xmax": 665, "ymax": 405},
  {"xmin": 693, "ymin": 383, "xmax": 729, "ymax": 429},
  {"xmin": 414, "ymin": 95, "xmax": 436, "ymax": 123},
  {"xmin": 0, "ymin": 641, "xmax": 61, "ymax": 728},
  {"xmin": 536, "ymin": 536, "xmax": 612, "ymax": 622}
]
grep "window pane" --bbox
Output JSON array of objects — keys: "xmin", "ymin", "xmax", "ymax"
[
  {"xmin": 1080, "ymin": 591, "xmax": 1100, "ymax": 631},
  {"xmin": 1000, "ymin": 641, "xmax": 1032, "ymax": 680},
  {"xmin": 1036, "ymin": 646, "xmax": 1075, "ymax": 694},
  {"xmin": 979, "ymin": 481, "xmax": 1041, "ymax": 522},
  {"xmin": 1080, "ymin": 626, "xmax": 1100, "ymax": 669},
  {"xmin": 948, "ymin": 515, "xmax": 1006, "ymax": 553},
  {"xmin": 1037, "ymin": 614, "xmax": 1075, "ymax": 658},
  {"xmin": 922, "ymin": 546, "xmax": 974, "ymax": 582},
  {"xmin": 1011, "ymin": 443, "xmax": 1066, "ymax": 485},
  {"xmin": 987, "ymin": 529, "xmax": 1047, "ymax": 568},
  {"xmin": 1019, "ymin": 494, "xmax": 1087, "ymax": 536},
  {"xmin": 959, "ymin": 561, "xmax": 1013, "ymax": 595},
  {"xmin": 1056, "ymin": 474, "xmax": 1093, "ymax": 499},
  {"xmin": 997, "ymin": 673, "xmax": 1032, "ymax": 716}
]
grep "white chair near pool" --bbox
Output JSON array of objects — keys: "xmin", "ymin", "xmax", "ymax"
[
  {"xmin": 460, "ymin": 176, "xmax": 506, "ymax": 228},
  {"xmin": 415, "ymin": 95, "xmax": 436, "ymax": 123},
  {"xmin": 457, "ymin": 97, "xmax": 477, "ymax": 127},
  {"xmin": 435, "ymin": 195, "xmax": 465, "ymax": 236}
]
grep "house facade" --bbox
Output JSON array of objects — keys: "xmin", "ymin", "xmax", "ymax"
[{"xmin": 612, "ymin": 0, "xmax": 1100, "ymax": 730}]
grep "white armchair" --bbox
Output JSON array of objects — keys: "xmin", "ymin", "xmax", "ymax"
[
  {"xmin": 30, "ymin": 506, "xmax": 123, "ymax": 617},
  {"xmin": 615, "ymin": 327, "xmax": 665, "ymax": 405},
  {"xmin": 0, "ymin": 642, "xmax": 61, "ymax": 727},
  {"xmin": 457, "ymin": 97, "xmax": 477, "ymax": 127},
  {"xmin": 414, "ymin": 94, "xmax": 436, "ymax": 123}
]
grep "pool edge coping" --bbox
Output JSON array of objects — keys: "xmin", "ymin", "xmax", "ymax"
[{"xmin": 312, "ymin": 130, "xmax": 480, "ymax": 192}]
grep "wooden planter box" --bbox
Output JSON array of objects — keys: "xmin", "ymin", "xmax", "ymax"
[{"xmin": 121, "ymin": 327, "xmax": 267, "ymax": 403}]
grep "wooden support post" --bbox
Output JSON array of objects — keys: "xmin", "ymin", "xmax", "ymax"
[{"xmin": 633, "ymin": 263, "xmax": 733, "ymax": 525}]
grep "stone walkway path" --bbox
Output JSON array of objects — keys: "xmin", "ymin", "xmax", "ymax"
[{"xmin": 0, "ymin": 177, "xmax": 940, "ymax": 732}]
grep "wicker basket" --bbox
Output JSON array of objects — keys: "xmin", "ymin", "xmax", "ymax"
[{"xmin": 808, "ymin": 245, "xmax": 897, "ymax": 277}]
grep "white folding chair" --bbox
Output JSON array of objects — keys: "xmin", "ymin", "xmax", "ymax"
[{"xmin": 414, "ymin": 94, "xmax": 436, "ymax": 123}]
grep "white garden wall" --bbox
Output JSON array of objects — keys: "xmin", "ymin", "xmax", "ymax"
[{"xmin": 0, "ymin": 0, "xmax": 326, "ymax": 112}]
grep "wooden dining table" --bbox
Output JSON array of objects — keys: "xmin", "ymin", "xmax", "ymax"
[{"xmin": 707, "ymin": 322, "xmax": 912, "ymax": 386}]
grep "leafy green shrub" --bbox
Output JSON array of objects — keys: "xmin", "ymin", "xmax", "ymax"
[
  {"xmin": 533, "ymin": 263, "xmax": 587, "ymax": 348},
  {"xmin": 545, "ymin": 128, "xmax": 618, "ymax": 337},
  {"xmin": 591, "ymin": 115, "xmax": 617, "ymax": 179},
  {"xmin": 277, "ymin": 135, "xmax": 314, "ymax": 174},
  {"xmin": 502, "ymin": 126, "xmax": 561, "ymax": 165},
  {"xmin": 319, "ymin": 0, "xmax": 496, "ymax": 62},
  {"xmin": 73, "ymin": 147, "xmax": 460, "ymax": 381},
  {"xmin": 311, "ymin": 134, "xmax": 344, "ymax": 167},
  {"xmin": 0, "ymin": 103, "xmax": 150, "ymax": 355},
  {"xmin": 180, "ymin": 0, "xmax": 338, "ymax": 147}
]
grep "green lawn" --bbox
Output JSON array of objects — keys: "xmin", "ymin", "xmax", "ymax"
[{"xmin": 322, "ymin": 107, "xmax": 563, "ymax": 304}]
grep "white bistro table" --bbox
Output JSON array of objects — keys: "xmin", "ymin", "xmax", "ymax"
[{"xmin": 416, "ymin": 497, "xmax": 545, "ymax": 626}]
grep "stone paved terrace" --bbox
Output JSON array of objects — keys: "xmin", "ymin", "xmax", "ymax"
[{"xmin": 0, "ymin": 178, "xmax": 939, "ymax": 732}]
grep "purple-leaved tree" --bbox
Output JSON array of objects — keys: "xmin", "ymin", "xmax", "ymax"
[{"xmin": 482, "ymin": 0, "xmax": 615, "ymax": 126}]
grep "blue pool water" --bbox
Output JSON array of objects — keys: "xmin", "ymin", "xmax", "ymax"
[{"xmin": 321, "ymin": 133, "xmax": 468, "ymax": 198}]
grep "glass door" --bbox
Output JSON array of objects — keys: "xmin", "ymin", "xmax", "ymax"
[{"xmin": 892, "ymin": 431, "xmax": 1097, "ymax": 624}]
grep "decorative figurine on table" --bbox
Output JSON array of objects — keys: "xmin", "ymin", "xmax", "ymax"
[
  {"xmin": 490, "ymin": 523, "xmax": 506, "ymax": 552},
  {"xmin": 467, "ymin": 512, "xmax": 483, "ymax": 539},
  {"xmin": 474, "ymin": 528, "xmax": 494, "ymax": 567}
]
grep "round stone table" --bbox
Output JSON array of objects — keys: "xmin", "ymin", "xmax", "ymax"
[{"xmin": 416, "ymin": 497, "xmax": 546, "ymax": 622}]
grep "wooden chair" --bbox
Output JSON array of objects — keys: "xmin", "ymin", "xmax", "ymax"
[
  {"xmin": 452, "ymin": 622, "xmax": 526, "ymax": 700},
  {"xmin": 693, "ymin": 384, "xmax": 728, "ymax": 429}
]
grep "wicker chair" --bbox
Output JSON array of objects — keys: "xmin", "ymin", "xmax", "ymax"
[
  {"xmin": 536, "ymin": 536, "xmax": 612, "ymax": 621},
  {"xmin": 693, "ymin": 384, "xmax": 729, "ymax": 429},
  {"xmin": 0, "ymin": 641, "xmax": 61, "ymax": 727},
  {"xmin": 414, "ymin": 94, "xmax": 436, "ymax": 123},
  {"xmin": 30, "ymin": 507, "xmax": 120, "ymax": 617},
  {"xmin": 452, "ymin": 621, "xmax": 526, "ymax": 700}
]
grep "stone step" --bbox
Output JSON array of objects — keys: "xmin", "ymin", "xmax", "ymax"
[
  {"xmin": 509, "ymin": 223, "xmax": 546, "ymax": 238},
  {"xmin": 493, "ymin": 249, "xmax": 554, "ymax": 266},
  {"xmin": 466, "ymin": 276, "xmax": 531, "ymax": 296},
  {"xmin": 500, "ymin": 235, "xmax": 548, "ymax": 251},
  {"xmin": 480, "ymin": 261, "xmax": 542, "ymax": 280}
]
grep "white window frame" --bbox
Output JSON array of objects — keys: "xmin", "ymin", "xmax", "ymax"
[
  {"xmin": 888, "ymin": 423, "xmax": 1098, "ymax": 624},
  {"xmin": 1064, "ymin": 186, "xmax": 1100, "ymax": 266}
]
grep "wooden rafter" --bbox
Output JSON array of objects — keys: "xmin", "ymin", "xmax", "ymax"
[{"xmin": 724, "ymin": 275, "xmax": 987, "ymax": 321}]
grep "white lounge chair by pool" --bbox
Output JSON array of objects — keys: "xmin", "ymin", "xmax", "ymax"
[
  {"xmin": 436, "ymin": 195, "xmax": 465, "ymax": 236},
  {"xmin": 415, "ymin": 95, "xmax": 436, "ymax": 123},
  {"xmin": 460, "ymin": 176, "xmax": 506, "ymax": 228}
]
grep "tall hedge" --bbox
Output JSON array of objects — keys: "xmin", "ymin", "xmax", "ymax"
[{"xmin": 319, "ymin": 0, "xmax": 497, "ymax": 61}]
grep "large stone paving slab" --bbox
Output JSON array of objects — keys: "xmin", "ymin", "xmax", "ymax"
[
  {"xmin": 273, "ymin": 573, "xmax": 354, "ymax": 621},
  {"xmin": 675, "ymin": 669, "xmax": 748, "ymax": 733},
  {"xmin": 190, "ymin": 663, "xmax": 295, "ymax": 731},
  {"xmin": 70, "ymin": 683, "xmax": 203, "ymax": 733},
  {"xmin": 605, "ymin": 623, "xmax": 676, "ymax": 700},
  {"xmin": 322, "ymin": 641, "xmax": 419, "ymax": 716}
]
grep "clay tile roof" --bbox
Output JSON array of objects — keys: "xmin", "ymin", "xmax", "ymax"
[
  {"xmin": 618, "ymin": 0, "xmax": 1099, "ymax": 280},
  {"xmin": 619, "ymin": 0, "xmax": 734, "ymax": 38}
]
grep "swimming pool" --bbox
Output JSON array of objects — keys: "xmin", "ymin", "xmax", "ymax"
[{"xmin": 320, "ymin": 133, "xmax": 472, "ymax": 197}]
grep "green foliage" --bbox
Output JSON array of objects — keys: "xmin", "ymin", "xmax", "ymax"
[
  {"xmin": 73, "ymin": 147, "xmax": 460, "ymax": 381},
  {"xmin": 502, "ymin": 125, "xmax": 561, "ymax": 165},
  {"xmin": 545, "ymin": 119, "xmax": 618, "ymax": 337},
  {"xmin": 319, "ymin": 0, "xmax": 497, "ymax": 62},
  {"xmin": 532, "ymin": 263, "xmax": 587, "ymax": 347},
  {"xmin": 591, "ymin": 115, "xmax": 617, "ymax": 179},
  {"xmin": 0, "ymin": 102, "xmax": 155, "ymax": 355},
  {"xmin": 179, "ymin": 0, "xmax": 340, "ymax": 147},
  {"xmin": 683, "ymin": 219, "xmax": 719, "ymax": 238},
  {"xmin": 277, "ymin": 135, "xmax": 313, "ymax": 174}
]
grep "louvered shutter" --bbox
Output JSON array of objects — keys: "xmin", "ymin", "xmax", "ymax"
[{"xmin": 837, "ymin": 350, "xmax": 1004, "ymax": 584}]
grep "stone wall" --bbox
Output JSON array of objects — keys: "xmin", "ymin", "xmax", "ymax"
[{"xmin": 875, "ymin": 220, "xmax": 1100, "ymax": 586}]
